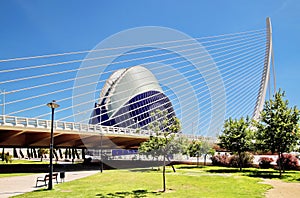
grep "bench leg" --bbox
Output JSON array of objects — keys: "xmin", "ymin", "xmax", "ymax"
[{"xmin": 36, "ymin": 180, "xmax": 46, "ymax": 187}]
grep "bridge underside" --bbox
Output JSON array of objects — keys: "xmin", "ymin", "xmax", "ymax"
[{"xmin": 0, "ymin": 127, "xmax": 148, "ymax": 149}]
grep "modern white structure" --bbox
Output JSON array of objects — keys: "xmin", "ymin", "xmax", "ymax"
[
  {"xmin": 90, "ymin": 66, "xmax": 175, "ymax": 129},
  {"xmin": 253, "ymin": 17, "xmax": 276, "ymax": 120}
]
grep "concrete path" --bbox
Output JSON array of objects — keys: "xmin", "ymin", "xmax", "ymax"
[
  {"xmin": 0, "ymin": 170, "xmax": 99, "ymax": 198},
  {"xmin": 262, "ymin": 179, "xmax": 300, "ymax": 198}
]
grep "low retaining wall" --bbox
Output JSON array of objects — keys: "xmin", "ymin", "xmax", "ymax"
[
  {"xmin": 0, "ymin": 164, "xmax": 102, "ymax": 173},
  {"xmin": 0, "ymin": 160, "xmax": 208, "ymax": 173}
]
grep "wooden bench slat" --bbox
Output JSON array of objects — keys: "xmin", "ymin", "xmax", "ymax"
[{"xmin": 36, "ymin": 173, "xmax": 59, "ymax": 187}]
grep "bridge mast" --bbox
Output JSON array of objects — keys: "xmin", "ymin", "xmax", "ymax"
[{"xmin": 253, "ymin": 17, "xmax": 274, "ymax": 120}]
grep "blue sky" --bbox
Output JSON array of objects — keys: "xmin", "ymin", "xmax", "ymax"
[{"xmin": 0, "ymin": 0, "xmax": 299, "ymax": 109}]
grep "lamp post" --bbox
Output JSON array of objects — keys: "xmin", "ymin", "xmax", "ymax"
[
  {"xmin": 47, "ymin": 100, "xmax": 59, "ymax": 190},
  {"xmin": 100, "ymin": 133, "xmax": 103, "ymax": 173}
]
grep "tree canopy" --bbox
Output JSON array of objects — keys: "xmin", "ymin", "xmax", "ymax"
[
  {"xmin": 219, "ymin": 117, "xmax": 253, "ymax": 153},
  {"xmin": 218, "ymin": 117, "xmax": 253, "ymax": 171},
  {"xmin": 185, "ymin": 140, "xmax": 202, "ymax": 166},
  {"xmin": 255, "ymin": 90, "xmax": 300, "ymax": 176}
]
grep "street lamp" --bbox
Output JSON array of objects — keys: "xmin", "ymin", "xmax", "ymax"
[
  {"xmin": 100, "ymin": 133, "xmax": 103, "ymax": 173},
  {"xmin": 47, "ymin": 100, "xmax": 60, "ymax": 190}
]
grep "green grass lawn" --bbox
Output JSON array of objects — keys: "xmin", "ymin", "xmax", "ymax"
[
  {"xmin": 14, "ymin": 166, "xmax": 274, "ymax": 198},
  {"xmin": 0, "ymin": 159, "xmax": 49, "ymax": 164},
  {"xmin": 187, "ymin": 165, "xmax": 300, "ymax": 183},
  {"xmin": 0, "ymin": 173, "xmax": 36, "ymax": 178}
]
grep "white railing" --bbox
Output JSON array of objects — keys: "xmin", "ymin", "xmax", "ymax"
[
  {"xmin": 0, "ymin": 115, "xmax": 205, "ymax": 140},
  {"xmin": 0, "ymin": 115, "xmax": 151, "ymax": 137}
]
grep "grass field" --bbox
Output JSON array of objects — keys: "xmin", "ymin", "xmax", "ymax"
[
  {"xmin": 0, "ymin": 173, "xmax": 35, "ymax": 178},
  {"xmin": 189, "ymin": 166, "xmax": 300, "ymax": 183},
  {"xmin": 0, "ymin": 159, "xmax": 49, "ymax": 165},
  {"xmin": 13, "ymin": 165, "xmax": 278, "ymax": 198}
]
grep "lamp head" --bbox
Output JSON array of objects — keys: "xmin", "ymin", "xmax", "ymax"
[{"xmin": 47, "ymin": 100, "xmax": 60, "ymax": 109}]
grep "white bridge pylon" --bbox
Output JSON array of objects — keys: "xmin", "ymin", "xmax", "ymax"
[
  {"xmin": 253, "ymin": 17, "xmax": 276, "ymax": 121},
  {"xmin": 0, "ymin": 18, "xmax": 275, "ymax": 139}
]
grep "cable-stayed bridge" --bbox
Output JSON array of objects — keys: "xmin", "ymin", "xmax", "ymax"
[{"xmin": 0, "ymin": 18, "xmax": 275, "ymax": 149}]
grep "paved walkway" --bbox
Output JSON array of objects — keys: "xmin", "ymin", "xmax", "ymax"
[
  {"xmin": 262, "ymin": 179, "xmax": 300, "ymax": 198},
  {"xmin": 0, "ymin": 170, "xmax": 99, "ymax": 198}
]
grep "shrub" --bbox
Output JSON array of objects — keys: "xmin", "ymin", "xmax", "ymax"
[
  {"xmin": 229, "ymin": 152, "xmax": 254, "ymax": 168},
  {"xmin": 258, "ymin": 157, "xmax": 274, "ymax": 169},
  {"xmin": 2, "ymin": 152, "xmax": 12, "ymax": 163},
  {"xmin": 276, "ymin": 154, "xmax": 299, "ymax": 170},
  {"xmin": 228, "ymin": 155, "xmax": 239, "ymax": 168},
  {"xmin": 211, "ymin": 154, "xmax": 230, "ymax": 166},
  {"xmin": 211, "ymin": 152, "xmax": 254, "ymax": 168}
]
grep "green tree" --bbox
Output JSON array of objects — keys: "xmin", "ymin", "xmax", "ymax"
[
  {"xmin": 4, "ymin": 152, "xmax": 12, "ymax": 163},
  {"xmin": 255, "ymin": 90, "xmax": 300, "ymax": 176},
  {"xmin": 200, "ymin": 139, "xmax": 215, "ymax": 166},
  {"xmin": 218, "ymin": 117, "xmax": 253, "ymax": 171},
  {"xmin": 185, "ymin": 140, "xmax": 202, "ymax": 166},
  {"xmin": 38, "ymin": 148, "xmax": 49, "ymax": 162},
  {"xmin": 139, "ymin": 110, "xmax": 181, "ymax": 192}
]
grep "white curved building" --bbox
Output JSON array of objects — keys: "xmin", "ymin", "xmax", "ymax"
[{"xmin": 90, "ymin": 66, "xmax": 175, "ymax": 129}]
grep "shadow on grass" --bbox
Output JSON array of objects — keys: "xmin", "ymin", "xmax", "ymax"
[
  {"xmin": 207, "ymin": 167, "xmax": 300, "ymax": 180},
  {"xmin": 96, "ymin": 189, "xmax": 161, "ymax": 198},
  {"xmin": 247, "ymin": 169, "xmax": 300, "ymax": 181},
  {"xmin": 129, "ymin": 168, "xmax": 160, "ymax": 172},
  {"xmin": 246, "ymin": 170, "xmax": 281, "ymax": 179},
  {"xmin": 33, "ymin": 188, "xmax": 48, "ymax": 192},
  {"xmin": 205, "ymin": 168, "xmax": 250, "ymax": 174},
  {"xmin": 205, "ymin": 167, "xmax": 286, "ymax": 179},
  {"xmin": 177, "ymin": 165, "xmax": 205, "ymax": 169}
]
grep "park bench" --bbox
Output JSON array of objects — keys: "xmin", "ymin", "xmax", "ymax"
[{"xmin": 36, "ymin": 172, "xmax": 58, "ymax": 187}]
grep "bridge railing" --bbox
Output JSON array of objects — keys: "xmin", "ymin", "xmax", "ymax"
[
  {"xmin": 0, "ymin": 115, "xmax": 204, "ymax": 140},
  {"xmin": 0, "ymin": 115, "xmax": 152, "ymax": 137}
]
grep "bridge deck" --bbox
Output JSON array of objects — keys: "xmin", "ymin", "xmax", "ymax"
[{"xmin": 0, "ymin": 116, "xmax": 149, "ymax": 149}]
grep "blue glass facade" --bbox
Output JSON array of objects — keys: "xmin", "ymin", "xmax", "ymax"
[{"xmin": 90, "ymin": 90, "xmax": 175, "ymax": 129}]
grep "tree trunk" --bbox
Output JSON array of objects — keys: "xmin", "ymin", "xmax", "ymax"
[
  {"xmin": 30, "ymin": 148, "xmax": 33, "ymax": 159},
  {"xmin": 197, "ymin": 156, "xmax": 199, "ymax": 167},
  {"xmin": 68, "ymin": 148, "xmax": 72, "ymax": 159},
  {"xmin": 65, "ymin": 148, "xmax": 68, "ymax": 159},
  {"xmin": 19, "ymin": 149, "xmax": 24, "ymax": 158},
  {"xmin": 12, "ymin": 148, "xmax": 17, "ymax": 158},
  {"xmin": 166, "ymin": 155, "xmax": 176, "ymax": 173},
  {"xmin": 59, "ymin": 149, "xmax": 63, "ymax": 159},
  {"xmin": 2, "ymin": 148, "xmax": 5, "ymax": 161},
  {"xmin": 53, "ymin": 149, "xmax": 58, "ymax": 162},
  {"xmin": 238, "ymin": 152, "xmax": 242, "ymax": 171},
  {"xmin": 163, "ymin": 154, "xmax": 166, "ymax": 192},
  {"xmin": 204, "ymin": 154, "xmax": 207, "ymax": 166},
  {"xmin": 278, "ymin": 152, "xmax": 282, "ymax": 177},
  {"xmin": 72, "ymin": 148, "xmax": 75, "ymax": 164},
  {"xmin": 27, "ymin": 148, "xmax": 30, "ymax": 159},
  {"xmin": 33, "ymin": 148, "xmax": 37, "ymax": 158},
  {"xmin": 281, "ymin": 153, "xmax": 285, "ymax": 173},
  {"xmin": 75, "ymin": 149, "xmax": 80, "ymax": 159},
  {"xmin": 81, "ymin": 148, "xmax": 85, "ymax": 159}
]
